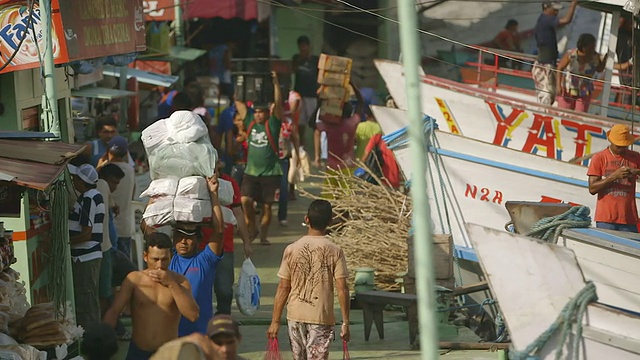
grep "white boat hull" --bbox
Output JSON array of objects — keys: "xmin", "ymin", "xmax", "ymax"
[
  {"xmin": 468, "ymin": 224, "xmax": 640, "ymax": 359},
  {"xmin": 376, "ymin": 60, "xmax": 640, "ymax": 164}
]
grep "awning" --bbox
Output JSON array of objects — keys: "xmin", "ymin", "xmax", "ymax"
[
  {"xmin": 186, "ymin": 0, "xmax": 258, "ymax": 20},
  {"xmin": 71, "ymin": 87, "xmax": 137, "ymax": 100},
  {"xmin": 102, "ymin": 65, "xmax": 179, "ymax": 87},
  {"xmin": 139, "ymin": 46, "xmax": 207, "ymax": 62},
  {"xmin": 0, "ymin": 140, "xmax": 86, "ymax": 191}
]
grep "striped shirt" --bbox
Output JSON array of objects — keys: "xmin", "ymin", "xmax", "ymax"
[{"xmin": 69, "ymin": 188, "xmax": 105, "ymax": 262}]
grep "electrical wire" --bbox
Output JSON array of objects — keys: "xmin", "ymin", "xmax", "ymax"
[
  {"xmin": 0, "ymin": 0, "xmax": 36, "ymax": 73},
  {"xmin": 267, "ymin": 0, "xmax": 639, "ymax": 115},
  {"xmin": 335, "ymin": 0, "xmax": 640, "ymax": 93}
]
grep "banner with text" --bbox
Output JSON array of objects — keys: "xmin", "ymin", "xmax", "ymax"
[
  {"xmin": 0, "ymin": 0, "xmax": 69, "ymax": 74},
  {"xmin": 58, "ymin": 0, "xmax": 146, "ymax": 61}
]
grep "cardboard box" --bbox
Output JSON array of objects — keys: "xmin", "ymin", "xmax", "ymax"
[
  {"xmin": 318, "ymin": 70, "xmax": 350, "ymax": 86},
  {"xmin": 318, "ymin": 53, "xmax": 353, "ymax": 73},
  {"xmin": 318, "ymin": 85, "xmax": 348, "ymax": 100},
  {"xmin": 319, "ymin": 98, "xmax": 344, "ymax": 124}
]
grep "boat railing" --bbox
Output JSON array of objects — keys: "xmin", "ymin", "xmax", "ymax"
[{"xmin": 461, "ymin": 46, "xmax": 638, "ymax": 112}]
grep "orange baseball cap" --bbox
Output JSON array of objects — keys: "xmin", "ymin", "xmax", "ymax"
[{"xmin": 607, "ymin": 124, "xmax": 635, "ymax": 147}]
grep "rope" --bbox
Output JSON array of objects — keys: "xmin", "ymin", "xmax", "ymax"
[
  {"xmin": 48, "ymin": 179, "xmax": 69, "ymax": 319},
  {"xmin": 525, "ymin": 206, "xmax": 592, "ymax": 244},
  {"xmin": 509, "ymin": 281, "xmax": 598, "ymax": 360}
]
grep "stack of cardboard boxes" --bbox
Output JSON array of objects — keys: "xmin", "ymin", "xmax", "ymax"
[{"xmin": 317, "ymin": 54, "xmax": 353, "ymax": 124}]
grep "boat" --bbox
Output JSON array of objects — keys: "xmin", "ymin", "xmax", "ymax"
[
  {"xmin": 371, "ymin": 105, "xmax": 640, "ymax": 253},
  {"xmin": 375, "ymin": 59, "xmax": 640, "ymax": 164},
  {"xmin": 468, "ymin": 223, "xmax": 640, "ymax": 359},
  {"xmin": 506, "ymin": 201, "xmax": 640, "ymax": 315}
]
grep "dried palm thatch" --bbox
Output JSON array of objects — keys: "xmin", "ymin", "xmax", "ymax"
[{"xmin": 299, "ymin": 161, "xmax": 412, "ymax": 291}]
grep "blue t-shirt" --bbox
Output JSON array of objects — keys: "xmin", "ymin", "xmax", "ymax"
[
  {"xmin": 169, "ymin": 246, "xmax": 222, "ymax": 336},
  {"xmin": 534, "ymin": 14, "xmax": 560, "ymax": 64}
]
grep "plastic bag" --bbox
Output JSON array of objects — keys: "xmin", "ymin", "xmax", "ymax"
[
  {"xmin": 264, "ymin": 338, "xmax": 282, "ymax": 360},
  {"xmin": 177, "ymin": 176, "xmax": 210, "ymax": 200},
  {"xmin": 236, "ymin": 258, "xmax": 260, "ymax": 316},
  {"xmin": 141, "ymin": 119, "xmax": 176, "ymax": 155},
  {"xmin": 218, "ymin": 178, "xmax": 234, "ymax": 206},
  {"xmin": 140, "ymin": 178, "xmax": 179, "ymax": 198},
  {"xmin": 148, "ymin": 138, "xmax": 218, "ymax": 180},
  {"xmin": 222, "ymin": 207, "xmax": 237, "ymax": 225},
  {"xmin": 173, "ymin": 197, "xmax": 212, "ymax": 223},
  {"xmin": 166, "ymin": 110, "xmax": 209, "ymax": 143},
  {"xmin": 142, "ymin": 196, "xmax": 175, "ymax": 226}
]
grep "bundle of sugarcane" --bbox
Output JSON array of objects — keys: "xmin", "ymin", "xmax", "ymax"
[{"xmin": 300, "ymin": 162, "xmax": 412, "ymax": 291}]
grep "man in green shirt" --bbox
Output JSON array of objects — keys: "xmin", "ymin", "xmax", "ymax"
[{"xmin": 241, "ymin": 71, "xmax": 283, "ymax": 245}]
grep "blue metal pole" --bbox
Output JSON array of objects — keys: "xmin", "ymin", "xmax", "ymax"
[{"xmin": 397, "ymin": 1, "xmax": 438, "ymax": 359}]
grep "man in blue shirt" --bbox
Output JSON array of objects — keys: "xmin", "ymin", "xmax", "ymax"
[
  {"xmin": 532, "ymin": 0, "xmax": 578, "ymax": 105},
  {"xmin": 168, "ymin": 176, "xmax": 225, "ymax": 336}
]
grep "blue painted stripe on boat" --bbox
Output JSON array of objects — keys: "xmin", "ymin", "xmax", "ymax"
[
  {"xmin": 454, "ymin": 245, "xmax": 478, "ymax": 262},
  {"xmin": 427, "ymin": 146, "xmax": 640, "ymax": 199},
  {"xmin": 570, "ymin": 228, "xmax": 640, "ymax": 250}
]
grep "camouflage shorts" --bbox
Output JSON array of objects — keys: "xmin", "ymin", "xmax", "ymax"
[{"xmin": 287, "ymin": 321, "xmax": 334, "ymax": 360}]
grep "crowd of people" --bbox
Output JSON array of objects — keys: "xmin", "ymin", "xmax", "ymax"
[{"xmin": 66, "ymin": 33, "xmax": 402, "ymax": 359}]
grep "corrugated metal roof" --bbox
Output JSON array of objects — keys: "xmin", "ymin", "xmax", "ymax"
[
  {"xmin": 0, "ymin": 131, "xmax": 56, "ymax": 139},
  {"xmin": 0, "ymin": 140, "xmax": 86, "ymax": 165},
  {"xmin": 0, "ymin": 140, "xmax": 85, "ymax": 190}
]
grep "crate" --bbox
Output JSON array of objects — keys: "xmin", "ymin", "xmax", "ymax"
[
  {"xmin": 317, "ymin": 85, "xmax": 348, "ymax": 100},
  {"xmin": 318, "ymin": 53, "xmax": 353, "ymax": 73},
  {"xmin": 317, "ymin": 70, "xmax": 350, "ymax": 87}
]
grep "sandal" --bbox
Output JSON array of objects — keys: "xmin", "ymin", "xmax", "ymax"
[
  {"xmin": 260, "ymin": 239, "xmax": 272, "ymax": 246},
  {"xmin": 117, "ymin": 331, "xmax": 132, "ymax": 341}
]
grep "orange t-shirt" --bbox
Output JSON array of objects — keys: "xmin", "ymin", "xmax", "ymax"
[
  {"xmin": 587, "ymin": 148, "xmax": 640, "ymax": 224},
  {"xmin": 277, "ymin": 236, "xmax": 348, "ymax": 325}
]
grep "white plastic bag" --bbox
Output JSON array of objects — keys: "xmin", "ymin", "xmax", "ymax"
[
  {"xmin": 222, "ymin": 207, "xmax": 237, "ymax": 225},
  {"xmin": 235, "ymin": 259, "xmax": 260, "ymax": 316},
  {"xmin": 173, "ymin": 196, "xmax": 212, "ymax": 223},
  {"xmin": 141, "ymin": 119, "xmax": 176, "ymax": 155},
  {"xmin": 142, "ymin": 196, "xmax": 175, "ymax": 226},
  {"xmin": 166, "ymin": 110, "xmax": 209, "ymax": 143},
  {"xmin": 140, "ymin": 178, "xmax": 179, "ymax": 198},
  {"xmin": 177, "ymin": 176, "xmax": 210, "ymax": 200},
  {"xmin": 148, "ymin": 138, "xmax": 218, "ymax": 180},
  {"xmin": 218, "ymin": 178, "xmax": 234, "ymax": 206}
]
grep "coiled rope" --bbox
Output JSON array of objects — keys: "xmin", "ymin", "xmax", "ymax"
[
  {"xmin": 525, "ymin": 206, "xmax": 592, "ymax": 244},
  {"xmin": 509, "ymin": 281, "xmax": 597, "ymax": 360}
]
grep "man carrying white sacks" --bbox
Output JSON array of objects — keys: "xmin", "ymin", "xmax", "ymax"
[
  {"xmin": 140, "ymin": 109, "xmax": 230, "ymax": 336},
  {"xmin": 241, "ymin": 71, "xmax": 283, "ymax": 245}
]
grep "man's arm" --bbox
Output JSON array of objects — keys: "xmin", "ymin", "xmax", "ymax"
[
  {"xmin": 336, "ymin": 277, "xmax": 351, "ymax": 342},
  {"xmin": 595, "ymin": 53, "xmax": 609, "ymax": 73},
  {"xmin": 232, "ymin": 206, "xmax": 253, "ymax": 258},
  {"xmin": 272, "ymin": 71, "xmax": 283, "ymax": 120},
  {"xmin": 267, "ymin": 278, "xmax": 292, "ymax": 339},
  {"xmin": 559, "ymin": 0, "xmax": 578, "ymax": 26},
  {"xmin": 206, "ymin": 176, "xmax": 225, "ymax": 256},
  {"xmin": 170, "ymin": 276, "xmax": 200, "ymax": 322},
  {"xmin": 588, "ymin": 168, "xmax": 629, "ymax": 195},
  {"xmin": 104, "ymin": 273, "xmax": 136, "ymax": 327},
  {"xmin": 69, "ymin": 225, "xmax": 92, "ymax": 244},
  {"xmin": 556, "ymin": 52, "xmax": 570, "ymax": 95},
  {"xmin": 147, "ymin": 270, "xmax": 200, "ymax": 322}
]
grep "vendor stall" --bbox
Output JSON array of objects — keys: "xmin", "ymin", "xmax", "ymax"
[{"xmin": 0, "ymin": 134, "xmax": 85, "ymax": 357}]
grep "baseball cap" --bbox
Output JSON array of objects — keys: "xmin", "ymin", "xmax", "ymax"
[
  {"xmin": 74, "ymin": 164, "xmax": 99, "ymax": 185},
  {"xmin": 542, "ymin": 1, "xmax": 563, "ymax": 10},
  {"xmin": 207, "ymin": 314, "xmax": 240, "ymax": 338},
  {"xmin": 174, "ymin": 223, "xmax": 200, "ymax": 236},
  {"xmin": 253, "ymin": 102, "xmax": 270, "ymax": 111},
  {"xmin": 108, "ymin": 135, "xmax": 128, "ymax": 153},
  {"xmin": 607, "ymin": 124, "xmax": 636, "ymax": 147}
]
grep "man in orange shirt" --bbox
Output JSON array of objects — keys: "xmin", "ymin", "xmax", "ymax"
[{"xmin": 587, "ymin": 124, "xmax": 640, "ymax": 232}]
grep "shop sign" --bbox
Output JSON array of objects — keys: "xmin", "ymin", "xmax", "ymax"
[
  {"xmin": 58, "ymin": 0, "xmax": 146, "ymax": 61},
  {"xmin": 0, "ymin": 182, "xmax": 22, "ymax": 217},
  {"xmin": 144, "ymin": 0, "xmax": 174, "ymax": 22},
  {"xmin": 0, "ymin": 0, "xmax": 69, "ymax": 74}
]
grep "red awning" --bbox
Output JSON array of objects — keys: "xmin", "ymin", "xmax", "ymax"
[{"xmin": 186, "ymin": 0, "xmax": 258, "ymax": 20}]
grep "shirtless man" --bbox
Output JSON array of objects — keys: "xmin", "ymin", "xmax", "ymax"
[{"xmin": 103, "ymin": 232, "xmax": 199, "ymax": 360}]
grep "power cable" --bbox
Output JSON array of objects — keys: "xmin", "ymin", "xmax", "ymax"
[{"xmin": 0, "ymin": 0, "xmax": 36, "ymax": 73}]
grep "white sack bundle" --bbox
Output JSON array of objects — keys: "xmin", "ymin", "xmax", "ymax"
[
  {"xmin": 148, "ymin": 138, "xmax": 218, "ymax": 180},
  {"xmin": 176, "ymin": 176, "xmax": 210, "ymax": 200},
  {"xmin": 218, "ymin": 178, "xmax": 234, "ymax": 206},
  {"xmin": 139, "ymin": 178, "xmax": 179, "ymax": 198},
  {"xmin": 173, "ymin": 196, "xmax": 212, "ymax": 223},
  {"xmin": 142, "ymin": 196, "xmax": 175, "ymax": 226},
  {"xmin": 141, "ymin": 119, "xmax": 175, "ymax": 155},
  {"xmin": 166, "ymin": 110, "xmax": 209, "ymax": 143}
]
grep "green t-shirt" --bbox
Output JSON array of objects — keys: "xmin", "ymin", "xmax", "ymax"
[
  {"xmin": 244, "ymin": 113, "xmax": 283, "ymax": 176},
  {"xmin": 355, "ymin": 120, "xmax": 382, "ymax": 160}
]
